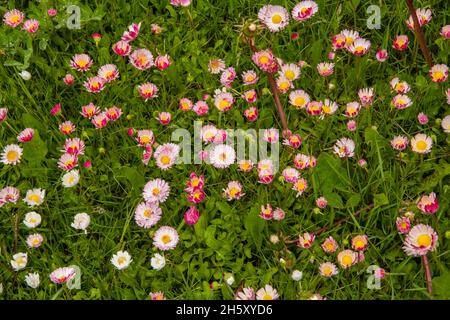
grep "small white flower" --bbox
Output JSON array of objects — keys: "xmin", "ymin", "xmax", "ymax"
[
  {"xmin": 62, "ymin": 169, "xmax": 80, "ymax": 188},
  {"xmin": 111, "ymin": 250, "xmax": 132, "ymax": 270},
  {"xmin": 23, "ymin": 188, "xmax": 45, "ymax": 207},
  {"xmin": 19, "ymin": 70, "xmax": 31, "ymax": 80},
  {"xmin": 11, "ymin": 252, "xmax": 28, "ymax": 271},
  {"xmin": 71, "ymin": 212, "xmax": 90, "ymax": 231},
  {"xmin": 23, "ymin": 212, "xmax": 42, "ymax": 228},
  {"xmin": 25, "ymin": 272, "xmax": 40, "ymax": 288},
  {"xmin": 150, "ymin": 253, "xmax": 166, "ymax": 270},
  {"xmin": 292, "ymin": 270, "xmax": 303, "ymax": 281},
  {"xmin": 226, "ymin": 274, "xmax": 235, "ymax": 286}
]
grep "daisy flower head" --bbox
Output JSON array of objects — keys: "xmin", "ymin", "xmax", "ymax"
[
  {"xmin": 263, "ymin": 128, "xmax": 279, "ymax": 143},
  {"xmin": 238, "ymin": 159, "xmax": 254, "ymax": 172},
  {"xmin": 23, "ymin": 212, "xmax": 41, "ymax": 228},
  {"xmin": 243, "ymin": 106, "xmax": 259, "ymax": 122},
  {"xmin": 235, "ymin": 287, "xmax": 255, "ymax": 300},
  {"xmin": 138, "ymin": 82, "xmax": 158, "ymax": 101},
  {"xmin": 0, "ymin": 186, "xmax": 20, "ymax": 204},
  {"xmin": 214, "ymin": 91, "xmax": 234, "ymax": 112},
  {"xmin": 23, "ymin": 189, "xmax": 45, "ymax": 207},
  {"xmin": 322, "ymin": 99, "xmax": 338, "ymax": 116},
  {"xmin": 11, "ymin": 253, "xmax": 27, "ymax": 271},
  {"xmin": 298, "ymin": 232, "xmax": 315, "ymax": 249},
  {"xmin": 112, "ymin": 40, "xmax": 131, "ymax": 56},
  {"xmin": 71, "ymin": 212, "xmax": 90, "ymax": 231},
  {"xmin": 23, "ymin": 19, "xmax": 39, "ymax": 33},
  {"xmin": 375, "ymin": 49, "xmax": 388, "ymax": 62},
  {"xmin": 258, "ymin": 5, "xmax": 289, "ymax": 32},
  {"xmin": 321, "ymin": 236, "xmax": 338, "ymax": 253},
  {"xmin": 62, "ymin": 169, "xmax": 80, "ymax": 188},
  {"xmin": 332, "ymin": 33, "xmax": 347, "ymax": 50},
  {"xmin": 411, "ymin": 133, "xmax": 432, "ymax": 154},
  {"xmin": 260, "ymin": 204, "xmax": 273, "ymax": 220},
  {"xmin": 220, "ymin": 67, "xmax": 237, "ymax": 88},
  {"xmin": 358, "ymin": 88, "xmax": 374, "ymax": 106},
  {"xmin": 306, "ymin": 101, "xmax": 323, "ymax": 116},
  {"xmin": 3, "ymin": 9, "xmax": 25, "ymax": 28},
  {"xmin": 50, "ymin": 267, "xmax": 76, "ymax": 284},
  {"xmin": 242, "ymin": 89, "xmax": 257, "ymax": 103},
  {"xmin": 391, "ymin": 94, "xmax": 412, "ymax": 109},
  {"xmin": 122, "ymin": 22, "xmax": 141, "ymax": 42},
  {"xmin": 136, "ymin": 129, "xmax": 155, "ymax": 147},
  {"xmin": 442, "ymin": 115, "xmax": 450, "ymax": 133},
  {"xmin": 111, "ymin": 251, "xmax": 132, "ymax": 270},
  {"xmin": 26, "ymin": 233, "xmax": 44, "ymax": 248},
  {"xmin": 209, "ymin": 144, "xmax": 236, "ymax": 169},
  {"xmin": 143, "ymin": 178, "xmax": 170, "ymax": 204},
  {"xmin": 1, "ymin": 144, "xmax": 23, "ymax": 165},
  {"xmin": 393, "ymin": 35, "xmax": 409, "ymax": 51},
  {"xmin": 317, "ymin": 62, "xmax": 334, "ymax": 76},
  {"xmin": 223, "ymin": 181, "xmax": 244, "ymax": 201},
  {"xmin": 185, "ymin": 172, "xmax": 205, "ymax": 193},
  {"xmin": 319, "ymin": 262, "xmax": 338, "ymax": 278},
  {"xmin": 289, "ymin": 89, "xmax": 310, "ymax": 109},
  {"xmin": 342, "ymin": 29, "xmax": 360, "ymax": 48},
  {"xmin": 129, "ymin": 48, "xmax": 154, "ymax": 70},
  {"xmin": 187, "ymin": 189, "xmax": 206, "ymax": 204},
  {"xmin": 406, "ymin": 8, "xmax": 432, "ymax": 30},
  {"xmin": 64, "ymin": 137, "xmax": 85, "ymax": 155},
  {"xmin": 273, "ymin": 207, "xmax": 285, "ymax": 221},
  {"xmin": 417, "ymin": 112, "xmax": 429, "ymax": 125},
  {"xmin": 441, "ymin": 25, "xmax": 450, "ymax": 39},
  {"xmin": 390, "ymin": 78, "xmax": 411, "ymax": 94},
  {"xmin": 283, "ymin": 133, "xmax": 302, "ymax": 149},
  {"xmin": 157, "ymin": 111, "xmax": 172, "ymax": 124},
  {"xmin": 347, "ymin": 120, "xmax": 357, "ymax": 132},
  {"xmin": 417, "ymin": 192, "xmax": 439, "ymax": 214},
  {"xmin": 0, "ymin": 108, "xmax": 8, "ymax": 122},
  {"xmin": 316, "ymin": 196, "xmax": 328, "ymax": 209},
  {"xmin": 282, "ymin": 167, "xmax": 300, "ymax": 183},
  {"xmin": 429, "ymin": 64, "xmax": 448, "ymax": 83},
  {"xmin": 70, "ymin": 54, "xmax": 93, "ymax": 72},
  {"xmin": 58, "ymin": 153, "xmax": 77, "ymax": 171},
  {"xmin": 242, "ymin": 70, "xmax": 259, "ymax": 85},
  {"xmin": 351, "ymin": 235, "xmax": 369, "ymax": 251},
  {"xmin": 403, "ymin": 224, "xmax": 438, "ymax": 256},
  {"xmin": 154, "ymin": 143, "xmax": 180, "ymax": 170},
  {"xmin": 396, "ymin": 216, "xmax": 411, "ymax": 234},
  {"xmin": 252, "ymin": 49, "xmax": 277, "ymax": 73},
  {"xmin": 50, "ymin": 103, "xmax": 61, "ymax": 116},
  {"xmin": 179, "ymin": 98, "xmax": 193, "ymax": 112},
  {"xmin": 105, "ymin": 106, "xmax": 122, "ymax": 121},
  {"xmin": 81, "ymin": 103, "xmax": 101, "ymax": 120},
  {"xmin": 276, "ymin": 76, "xmax": 292, "ymax": 93},
  {"xmin": 293, "ymin": 153, "xmax": 310, "ymax": 169},
  {"xmin": 390, "ymin": 135, "xmax": 408, "ymax": 151},
  {"xmin": 155, "ymin": 54, "xmax": 171, "ymax": 70},
  {"xmin": 348, "ymin": 38, "xmax": 371, "ymax": 56},
  {"xmin": 345, "ymin": 101, "xmax": 361, "ymax": 118},
  {"xmin": 184, "ymin": 206, "xmax": 200, "ymax": 225},
  {"xmin": 98, "ymin": 64, "xmax": 119, "ymax": 82},
  {"xmin": 91, "ymin": 112, "xmax": 109, "ymax": 129},
  {"xmin": 279, "ymin": 63, "xmax": 301, "ymax": 81},
  {"xmin": 292, "ymin": 1, "xmax": 319, "ymax": 22},
  {"xmin": 83, "ymin": 76, "xmax": 105, "ymax": 93},
  {"xmin": 333, "ymin": 137, "xmax": 355, "ymax": 158},
  {"xmin": 134, "ymin": 202, "xmax": 162, "ymax": 228},
  {"xmin": 148, "ymin": 291, "xmax": 165, "ymax": 300},
  {"xmin": 153, "ymin": 226, "xmax": 179, "ymax": 251},
  {"xmin": 151, "ymin": 253, "xmax": 166, "ymax": 271},
  {"xmin": 25, "ymin": 273, "xmax": 40, "ymax": 289},
  {"xmin": 256, "ymin": 285, "xmax": 279, "ymax": 300},
  {"xmin": 201, "ymin": 125, "xmax": 218, "ymax": 143},
  {"xmin": 208, "ymin": 58, "xmax": 226, "ymax": 74},
  {"xmin": 337, "ymin": 249, "xmax": 358, "ymax": 269}
]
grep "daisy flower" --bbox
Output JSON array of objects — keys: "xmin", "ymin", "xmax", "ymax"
[
  {"xmin": 122, "ymin": 22, "xmax": 141, "ymax": 42},
  {"xmin": 417, "ymin": 112, "xmax": 429, "ymax": 125},
  {"xmin": 282, "ymin": 167, "xmax": 300, "ymax": 183},
  {"xmin": 348, "ymin": 38, "xmax": 371, "ymax": 56},
  {"xmin": 134, "ymin": 202, "xmax": 162, "ymax": 228},
  {"xmin": 185, "ymin": 172, "xmax": 205, "ymax": 192},
  {"xmin": 71, "ymin": 212, "xmax": 90, "ymax": 231},
  {"xmin": 62, "ymin": 169, "xmax": 80, "ymax": 188},
  {"xmin": 105, "ymin": 106, "xmax": 122, "ymax": 121},
  {"xmin": 403, "ymin": 224, "xmax": 438, "ymax": 256},
  {"xmin": 23, "ymin": 19, "xmax": 39, "ymax": 33},
  {"xmin": 259, "ymin": 204, "xmax": 273, "ymax": 220},
  {"xmin": 154, "ymin": 143, "xmax": 180, "ymax": 170},
  {"xmin": 26, "ymin": 233, "xmax": 43, "ymax": 248},
  {"xmin": 279, "ymin": 63, "xmax": 301, "ymax": 81},
  {"xmin": 238, "ymin": 159, "xmax": 254, "ymax": 172},
  {"xmin": 91, "ymin": 112, "xmax": 109, "ymax": 129},
  {"xmin": 220, "ymin": 67, "xmax": 236, "ymax": 88},
  {"xmin": 129, "ymin": 48, "xmax": 154, "ymax": 70},
  {"xmin": 306, "ymin": 101, "xmax": 322, "ymax": 116},
  {"xmin": 136, "ymin": 130, "xmax": 155, "ymax": 146},
  {"xmin": 0, "ymin": 186, "xmax": 20, "ymax": 204},
  {"xmin": 332, "ymin": 33, "xmax": 347, "ymax": 50},
  {"xmin": 351, "ymin": 235, "xmax": 369, "ymax": 251},
  {"xmin": 442, "ymin": 115, "xmax": 450, "ymax": 133},
  {"xmin": 316, "ymin": 197, "xmax": 328, "ymax": 208},
  {"xmin": 258, "ymin": 5, "xmax": 289, "ymax": 32},
  {"xmin": 293, "ymin": 153, "xmax": 310, "ymax": 169},
  {"xmin": 292, "ymin": 1, "xmax": 318, "ymax": 21},
  {"xmin": 3, "ymin": 9, "xmax": 24, "ymax": 28},
  {"xmin": 23, "ymin": 189, "xmax": 45, "ymax": 207},
  {"xmin": 62, "ymin": 74, "xmax": 74, "ymax": 86},
  {"xmin": 242, "ymin": 70, "xmax": 259, "ymax": 85},
  {"xmin": 317, "ymin": 62, "xmax": 334, "ymax": 76},
  {"xmin": 319, "ymin": 262, "xmax": 338, "ymax": 278},
  {"xmin": 396, "ymin": 216, "xmax": 411, "ymax": 234},
  {"xmin": 179, "ymin": 98, "xmax": 193, "ymax": 112},
  {"xmin": 242, "ymin": 89, "xmax": 257, "ymax": 103},
  {"xmin": 209, "ymin": 144, "xmax": 236, "ymax": 168},
  {"xmin": 184, "ymin": 206, "xmax": 200, "ymax": 225},
  {"xmin": 375, "ymin": 49, "xmax": 388, "ymax": 62},
  {"xmin": 70, "ymin": 54, "xmax": 93, "ymax": 72},
  {"xmin": 342, "ymin": 29, "xmax": 360, "ymax": 48},
  {"xmin": 441, "ymin": 25, "xmax": 450, "ymax": 38},
  {"xmin": 201, "ymin": 125, "xmax": 218, "ymax": 143},
  {"xmin": 252, "ymin": 49, "xmax": 277, "ymax": 72},
  {"xmin": 391, "ymin": 94, "xmax": 412, "ymax": 109},
  {"xmin": 112, "ymin": 40, "xmax": 131, "ymax": 56},
  {"xmin": 157, "ymin": 112, "xmax": 172, "ymax": 124},
  {"xmin": 292, "ymin": 178, "xmax": 308, "ymax": 197},
  {"xmin": 208, "ymin": 58, "xmax": 226, "ymax": 74},
  {"xmin": 111, "ymin": 251, "xmax": 132, "ymax": 270},
  {"xmin": 390, "ymin": 78, "xmax": 411, "ymax": 93},
  {"xmin": 417, "ymin": 192, "xmax": 439, "ymax": 214},
  {"xmin": 83, "ymin": 76, "xmax": 105, "ymax": 93},
  {"xmin": 406, "ymin": 8, "xmax": 432, "ymax": 30},
  {"xmin": 273, "ymin": 207, "xmax": 285, "ymax": 221},
  {"xmin": 393, "ymin": 35, "xmax": 409, "ymax": 51},
  {"xmin": 143, "ymin": 179, "xmax": 170, "ymax": 204},
  {"xmin": 358, "ymin": 88, "xmax": 374, "ymax": 106},
  {"xmin": 1, "ymin": 144, "xmax": 23, "ymax": 165},
  {"xmin": 151, "ymin": 253, "xmax": 166, "ymax": 270},
  {"xmin": 149, "ymin": 292, "xmax": 165, "ymax": 300},
  {"xmin": 11, "ymin": 253, "xmax": 27, "ymax": 271},
  {"xmin": 153, "ymin": 226, "xmax": 179, "ymax": 251},
  {"xmin": 214, "ymin": 92, "xmax": 234, "ymax": 112},
  {"xmin": 80, "ymin": 103, "xmax": 100, "ymax": 119},
  {"xmin": 256, "ymin": 285, "xmax": 279, "ymax": 300},
  {"xmin": 138, "ymin": 82, "xmax": 158, "ymax": 100},
  {"xmin": 390, "ymin": 135, "xmax": 408, "ymax": 151},
  {"xmin": 25, "ymin": 273, "xmax": 40, "ymax": 289},
  {"xmin": 322, "ymin": 99, "xmax": 338, "ymax": 116},
  {"xmin": 411, "ymin": 133, "xmax": 432, "ymax": 154},
  {"xmin": 23, "ymin": 212, "xmax": 41, "ymax": 228},
  {"xmin": 0, "ymin": 108, "xmax": 8, "ymax": 122},
  {"xmin": 337, "ymin": 250, "xmax": 358, "ymax": 269},
  {"xmin": 276, "ymin": 76, "xmax": 292, "ymax": 93},
  {"xmin": 345, "ymin": 101, "xmax": 361, "ymax": 118},
  {"xmin": 298, "ymin": 232, "xmax": 315, "ymax": 248},
  {"xmin": 98, "ymin": 64, "xmax": 119, "ymax": 82},
  {"xmin": 223, "ymin": 181, "xmax": 244, "ymax": 201},
  {"xmin": 429, "ymin": 64, "xmax": 448, "ymax": 83},
  {"xmin": 50, "ymin": 267, "xmax": 76, "ymax": 284},
  {"xmin": 333, "ymin": 138, "xmax": 355, "ymax": 158},
  {"xmin": 63, "ymin": 138, "xmax": 85, "ymax": 155},
  {"xmin": 289, "ymin": 90, "xmax": 310, "ymax": 109},
  {"xmin": 321, "ymin": 236, "xmax": 339, "ymax": 253},
  {"xmin": 263, "ymin": 128, "xmax": 279, "ymax": 143},
  {"xmin": 235, "ymin": 287, "xmax": 255, "ymax": 300},
  {"xmin": 155, "ymin": 54, "xmax": 171, "ymax": 70},
  {"xmin": 58, "ymin": 153, "xmax": 77, "ymax": 171},
  {"xmin": 283, "ymin": 134, "xmax": 302, "ymax": 149}
]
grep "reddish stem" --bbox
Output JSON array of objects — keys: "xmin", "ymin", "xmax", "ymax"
[
  {"xmin": 422, "ymin": 255, "xmax": 433, "ymax": 295},
  {"xmin": 405, "ymin": 0, "xmax": 433, "ymax": 68}
]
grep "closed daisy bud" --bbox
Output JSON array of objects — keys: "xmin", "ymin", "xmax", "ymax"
[
  {"xmin": 273, "ymin": 207, "xmax": 285, "ymax": 221},
  {"xmin": 150, "ymin": 253, "xmax": 166, "ymax": 270},
  {"xmin": 374, "ymin": 267, "xmax": 386, "ymax": 279},
  {"xmin": 358, "ymin": 158, "xmax": 367, "ymax": 167},
  {"xmin": 417, "ymin": 192, "xmax": 439, "ymax": 214},
  {"xmin": 122, "ymin": 22, "xmax": 141, "ymax": 42},
  {"xmin": 347, "ymin": 120, "xmax": 357, "ymax": 132},
  {"xmin": 0, "ymin": 108, "xmax": 8, "ymax": 122},
  {"xmin": 337, "ymin": 250, "xmax": 358, "ymax": 269},
  {"xmin": 184, "ymin": 206, "xmax": 200, "ymax": 225},
  {"xmin": 17, "ymin": 128, "xmax": 34, "ymax": 143},
  {"xmin": 112, "ymin": 40, "xmax": 131, "ymax": 56},
  {"xmin": 393, "ymin": 35, "xmax": 409, "ymax": 51},
  {"xmin": 63, "ymin": 74, "xmax": 75, "ymax": 85},
  {"xmin": 316, "ymin": 197, "xmax": 327, "ymax": 209},
  {"xmin": 375, "ymin": 49, "xmax": 388, "ymax": 62},
  {"xmin": 155, "ymin": 54, "xmax": 171, "ymax": 70},
  {"xmin": 319, "ymin": 262, "xmax": 338, "ymax": 277},
  {"xmin": 269, "ymin": 234, "xmax": 279, "ymax": 244},
  {"xmin": 441, "ymin": 25, "xmax": 450, "ymax": 39},
  {"xmin": 19, "ymin": 70, "xmax": 31, "ymax": 80},
  {"xmin": 411, "ymin": 133, "xmax": 432, "ymax": 154},
  {"xmin": 91, "ymin": 33, "xmax": 102, "ymax": 44},
  {"xmin": 327, "ymin": 51, "xmax": 335, "ymax": 60},
  {"xmin": 417, "ymin": 112, "xmax": 429, "ymax": 125},
  {"xmin": 321, "ymin": 236, "xmax": 338, "ymax": 253}
]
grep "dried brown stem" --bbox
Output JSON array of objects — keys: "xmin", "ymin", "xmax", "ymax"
[
  {"xmin": 13, "ymin": 213, "xmax": 19, "ymax": 254},
  {"xmin": 422, "ymin": 255, "xmax": 433, "ymax": 295},
  {"xmin": 405, "ymin": 0, "xmax": 433, "ymax": 68}
]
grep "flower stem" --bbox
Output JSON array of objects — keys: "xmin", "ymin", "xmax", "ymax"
[{"xmin": 422, "ymin": 255, "xmax": 433, "ymax": 295}]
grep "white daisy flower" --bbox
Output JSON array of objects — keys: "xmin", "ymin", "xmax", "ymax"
[
  {"xmin": 71, "ymin": 212, "xmax": 91, "ymax": 231},
  {"xmin": 143, "ymin": 179, "xmax": 170, "ymax": 203},
  {"xmin": 153, "ymin": 226, "xmax": 179, "ymax": 251},
  {"xmin": 23, "ymin": 212, "xmax": 42, "ymax": 228},
  {"xmin": 62, "ymin": 169, "xmax": 80, "ymax": 188},
  {"xmin": 209, "ymin": 144, "xmax": 236, "ymax": 169},
  {"xmin": 111, "ymin": 250, "xmax": 132, "ymax": 270},
  {"xmin": 150, "ymin": 253, "xmax": 166, "ymax": 270},
  {"xmin": 1, "ymin": 144, "xmax": 23, "ymax": 165},
  {"xmin": 23, "ymin": 189, "xmax": 45, "ymax": 207}
]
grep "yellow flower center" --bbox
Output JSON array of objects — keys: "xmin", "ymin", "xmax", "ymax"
[
  {"xmin": 323, "ymin": 267, "xmax": 333, "ymax": 275},
  {"xmin": 11, "ymin": 15, "xmax": 21, "ymax": 23},
  {"xmin": 342, "ymin": 255, "xmax": 353, "ymax": 266},
  {"xmin": 325, "ymin": 242, "xmax": 335, "ymax": 251},
  {"xmin": 77, "ymin": 59, "xmax": 87, "ymax": 68},
  {"xmin": 161, "ymin": 235, "xmax": 171, "ymax": 244},
  {"xmin": 31, "ymin": 238, "xmax": 40, "ymax": 246},
  {"xmin": 322, "ymin": 105, "xmax": 331, "ymax": 114},
  {"xmin": 294, "ymin": 97, "xmax": 305, "ymax": 106},
  {"xmin": 258, "ymin": 55, "xmax": 269, "ymax": 64},
  {"xmin": 118, "ymin": 256, "xmax": 126, "ymax": 265},
  {"xmin": 160, "ymin": 155, "xmax": 171, "ymax": 165},
  {"xmin": 416, "ymin": 140, "xmax": 428, "ymax": 151},
  {"xmin": 271, "ymin": 14, "xmax": 282, "ymax": 24},
  {"xmin": 354, "ymin": 46, "xmax": 364, "ymax": 53},
  {"xmin": 433, "ymin": 71, "xmax": 444, "ymax": 80},
  {"xmin": 140, "ymin": 136, "xmax": 151, "ymax": 144},
  {"xmin": 229, "ymin": 187, "xmax": 239, "ymax": 198},
  {"xmin": 28, "ymin": 194, "xmax": 41, "ymax": 203},
  {"xmin": 6, "ymin": 150, "xmax": 18, "ymax": 162},
  {"xmin": 279, "ymin": 81, "xmax": 290, "ymax": 90},
  {"xmin": 354, "ymin": 239, "xmax": 365, "ymax": 249},
  {"xmin": 152, "ymin": 188, "xmax": 161, "ymax": 196},
  {"xmin": 262, "ymin": 293, "xmax": 273, "ymax": 300},
  {"xmin": 417, "ymin": 234, "xmax": 432, "ymax": 247},
  {"xmin": 345, "ymin": 37, "xmax": 354, "ymax": 45},
  {"xmin": 219, "ymin": 100, "xmax": 230, "ymax": 109},
  {"xmin": 143, "ymin": 209, "xmax": 153, "ymax": 218},
  {"xmin": 219, "ymin": 152, "xmax": 227, "ymax": 161},
  {"xmin": 285, "ymin": 70, "xmax": 295, "ymax": 80}
]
